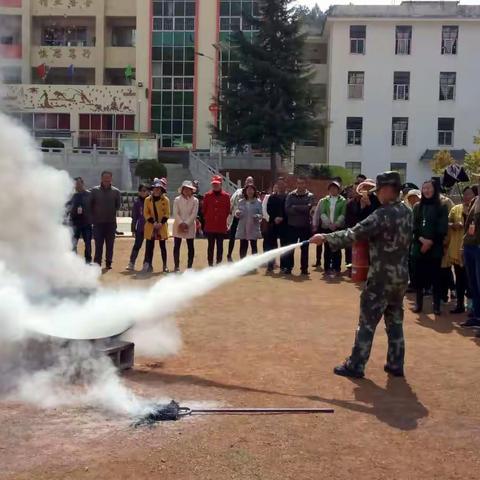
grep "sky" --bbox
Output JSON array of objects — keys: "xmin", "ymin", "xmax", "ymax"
[{"xmin": 293, "ymin": 0, "xmax": 479, "ymax": 12}]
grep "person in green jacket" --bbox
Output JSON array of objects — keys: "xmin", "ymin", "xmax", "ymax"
[
  {"xmin": 313, "ymin": 181, "xmax": 347, "ymax": 275},
  {"xmin": 411, "ymin": 180, "xmax": 449, "ymax": 315}
]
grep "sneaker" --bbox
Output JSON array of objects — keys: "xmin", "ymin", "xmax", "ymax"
[
  {"xmin": 163, "ymin": 267, "xmax": 170, "ymax": 274},
  {"xmin": 281, "ymin": 268, "xmax": 292, "ymax": 275},
  {"xmin": 142, "ymin": 262, "xmax": 153, "ymax": 273},
  {"xmin": 301, "ymin": 269, "xmax": 310, "ymax": 276},
  {"xmin": 227, "ymin": 256, "xmax": 233, "ymax": 263},
  {"xmin": 333, "ymin": 363, "xmax": 364, "ymax": 379},
  {"xmin": 105, "ymin": 264, "xmax": 112, "ymax": 270},
  {"xmin": 125, "ymin": 262, "xmax": 135, "ymax": 271},
  {"xmin": 384, "ymin": 364, "xmax": 404, "ymax": 377},
  {"xmin": 174, "ymin": 267, "xmax": 180, "ymax": 273},
  {"xmin": 460, "ymin": 318, "xmax": 480, "ymax": 328}
]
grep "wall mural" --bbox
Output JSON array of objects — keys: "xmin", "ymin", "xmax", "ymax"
[{"xmin": 2, "ymin": 85, "xmax": 137, "ymax": 114}]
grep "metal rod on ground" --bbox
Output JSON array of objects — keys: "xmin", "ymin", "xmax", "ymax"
[{"xmin": 178, "ymin": 407, "xmax": 334, "ymax": 417}]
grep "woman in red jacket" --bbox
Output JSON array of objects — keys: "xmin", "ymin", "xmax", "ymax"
[{"xmin": 202, "ymin": 175, "xmax": 231, "ymax": 266}]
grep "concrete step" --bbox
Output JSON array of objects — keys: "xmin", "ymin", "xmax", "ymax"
[{"xmin": 165, "ymin": 163, "xmax": 192, "ymax": 199}]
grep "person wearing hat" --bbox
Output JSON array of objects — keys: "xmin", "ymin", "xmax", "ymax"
[
  {"xmin": 310, "ymin": 171, "xmax": 413, "ymax": 378},
  {"xmin": 235, "ymin": 183, "xmax": 263, "ymax": 259},
  {"xmin": 202, "ymin": 175, "xmax": 231, "ymax": 267},
  {"xmin": 172, "ymin": 180, "xmax": 199, "ymax": 272},
  {"xmin": 403, "ymin": 189, "xmax": 421, "ymax": 210},
  {"xmin": 313, "ymin": 180, "xmax": 347, "ymax": 276},
  {"xmin": 142, "ymin": 177, "xmax": 170, "ymax": 273}
]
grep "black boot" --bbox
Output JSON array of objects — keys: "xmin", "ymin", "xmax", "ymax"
[
  {"xmin": 433, "ymin": 297, "xmax": 441, "ymax": 315},
  {"xmin": 412, "ymin": 290, "xmax": 423, "ymax": 313}
]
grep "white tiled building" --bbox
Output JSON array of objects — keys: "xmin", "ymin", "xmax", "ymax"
[{"xmin": 325, "ymin": 2, "xmax": 480, "ymax": 184}]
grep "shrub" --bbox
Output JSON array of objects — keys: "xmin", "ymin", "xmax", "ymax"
[
  {"xmin": 134, "ymin": 160, "xmax": 167, "ymax": 182},
  {"xmin": 41, "ymin": 138, "xmax": 64, "ymax": 149}
]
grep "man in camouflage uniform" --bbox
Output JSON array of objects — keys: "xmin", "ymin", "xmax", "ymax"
[{"xmin": 310, "ymin": 172, "xmax": 413, "ymax": 378}]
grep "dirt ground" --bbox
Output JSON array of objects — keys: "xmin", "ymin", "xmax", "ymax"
[{"xmin": 1, "ymin": 237, "xmax": 479, "ymax": 480}]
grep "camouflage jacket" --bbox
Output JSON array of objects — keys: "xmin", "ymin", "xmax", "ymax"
[{"xmin": 325, "ymin": 201, "xmax": 413, "ymax": 287}]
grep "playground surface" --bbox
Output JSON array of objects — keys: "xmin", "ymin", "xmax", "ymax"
[{"xmin": 1, "ymin": 238, "xmax": 479, "ymax": 480}]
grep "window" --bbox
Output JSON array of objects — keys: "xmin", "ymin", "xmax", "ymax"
[
  {"xmin": 393, "ymin": 71, "xmax": 410, "ymax": 100},
  {"xmin": 350, "ymin": 25, "xmax": 366, "ymax": 54},
  {"xmin": 1, "ymin": 65, "xmax": 21, "ymax": 83},
  {"xmin": 395, "ymin": 26, "xmax": 412, "ymax": 55},
  {"xmin": 152, "ymin": 0, "xmax": 199, "ymax": 147},
  {"xmin": 346, "ymin": 117, "xmax": 363, "ymax": 145},
  {"xmin": 299, "ymin": 127, "xmax": 325, "ymax": 147},
  {"xmin": 78, "ymin": 114, "xmax": 134, "ymax": 149},
  {"xmin": 442, "ymin": 26, "xmax": 458, "ymax": 55},
  {"xmin": 42, "ymin": 26, "xmax": 88, "ymax": 47},
  {"xmin": 345, "ymin": 162, "xmax": 362, "ymax": 176},
  {"xmin": 439, "ymin": 72, "xmax": 456, "ymax": 101},
  {"xmin": 219, "ymin": 0, "xmax": 260, "ymax": 32},
  {"xmin": 392, "ymin": 117, "xmax": 408, "ymax": 146},
  {"xmin": 348, "ymin": 71, "xmax": 364, "ymax": 99},
  {"xmin": 390, "ymin": 163, "xmax": 407, "ymax": 183},
  {"xmin": 12, "ymin": 112, "xmax": 70, "ymax": 133},
  {"xmin": 438, "ymin": 118, "xmax": 454, "ymax": 146},
  {"xmin": 112, "ymin": 27, "xmax": 136, "ymax": 47}
]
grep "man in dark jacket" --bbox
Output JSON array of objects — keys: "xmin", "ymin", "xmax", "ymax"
[
  {"xmin": 90, "ymin": 170, "xmax": 121, "ymax": 269},
  {"xmin": 265, "ymin": 177, "xmax": 288, "ymax": 272},
  {"xmin": 70, "ymin": 177, "xmax": 92, "ymax": 263},
  {"xmin": 284, "ymin": 177, "xmax": 314, "ymax": 275}
]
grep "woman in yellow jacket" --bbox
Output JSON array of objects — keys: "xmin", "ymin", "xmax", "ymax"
[
  {"xmin": 143, "ymin": 178, "xmax": 170, "ymax": 273},
  {"xmin": 447, "ymin": 186, "xmax": 477, "ymax": 313}
]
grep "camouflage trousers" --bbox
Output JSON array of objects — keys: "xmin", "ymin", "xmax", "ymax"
[{"xmin": 346, "ymin": 282, "xmax": 406, "ymax": 373}]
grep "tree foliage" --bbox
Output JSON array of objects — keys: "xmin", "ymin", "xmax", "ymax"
[
  {"xmin": 135, "ymin": 160, "xmax": 167, "ymax": 182},
  {"xmin": 214, "ymin": 0, "xmax": 318, "ymax": 179},
  {"xmin": 464, "ymin": 131, "xmax": 480, "ymax": 177},
  {"xmin": 296, "ymin": 3, "xmax": 325, "ymax": 28},
  {"xmin": 431, "ymin": 150, "xmax": 454, "ymax": 174}
]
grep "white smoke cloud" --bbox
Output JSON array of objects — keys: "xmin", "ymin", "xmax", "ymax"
[{"xmin": 0, "ymin": 111, "xmax": 298, "ymax": 417}]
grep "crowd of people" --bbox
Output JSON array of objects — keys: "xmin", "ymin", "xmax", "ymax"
[{"xmin": 67, "ymin": 169, "xmax": 480, "ymax": 339}]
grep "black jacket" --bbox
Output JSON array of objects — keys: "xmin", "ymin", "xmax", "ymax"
[{"xmin": 69, "ymin": 190, "xmax": 92, "ymax": 227}]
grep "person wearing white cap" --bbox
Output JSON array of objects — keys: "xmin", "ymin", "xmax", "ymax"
[
  {"xmin": 173, "ymin": 180, "xmax": 199, "ymax": 272},
  {"xmin": 403, "ymin": 189, "xmax": 421, "ymax": 210},
  {"xmin": 143, "ymin": 177, "xmax": 170, "ymax": 273}
]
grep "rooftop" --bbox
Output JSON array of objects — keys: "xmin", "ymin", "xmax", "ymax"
[{"xmin": 328, "ymin": 2, "xmax": 480, "ymax": 19}]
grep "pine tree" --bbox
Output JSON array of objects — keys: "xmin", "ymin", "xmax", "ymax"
[{"xmin": 214, "ymin": 0, "xmax": 317, "ymax": 180}]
